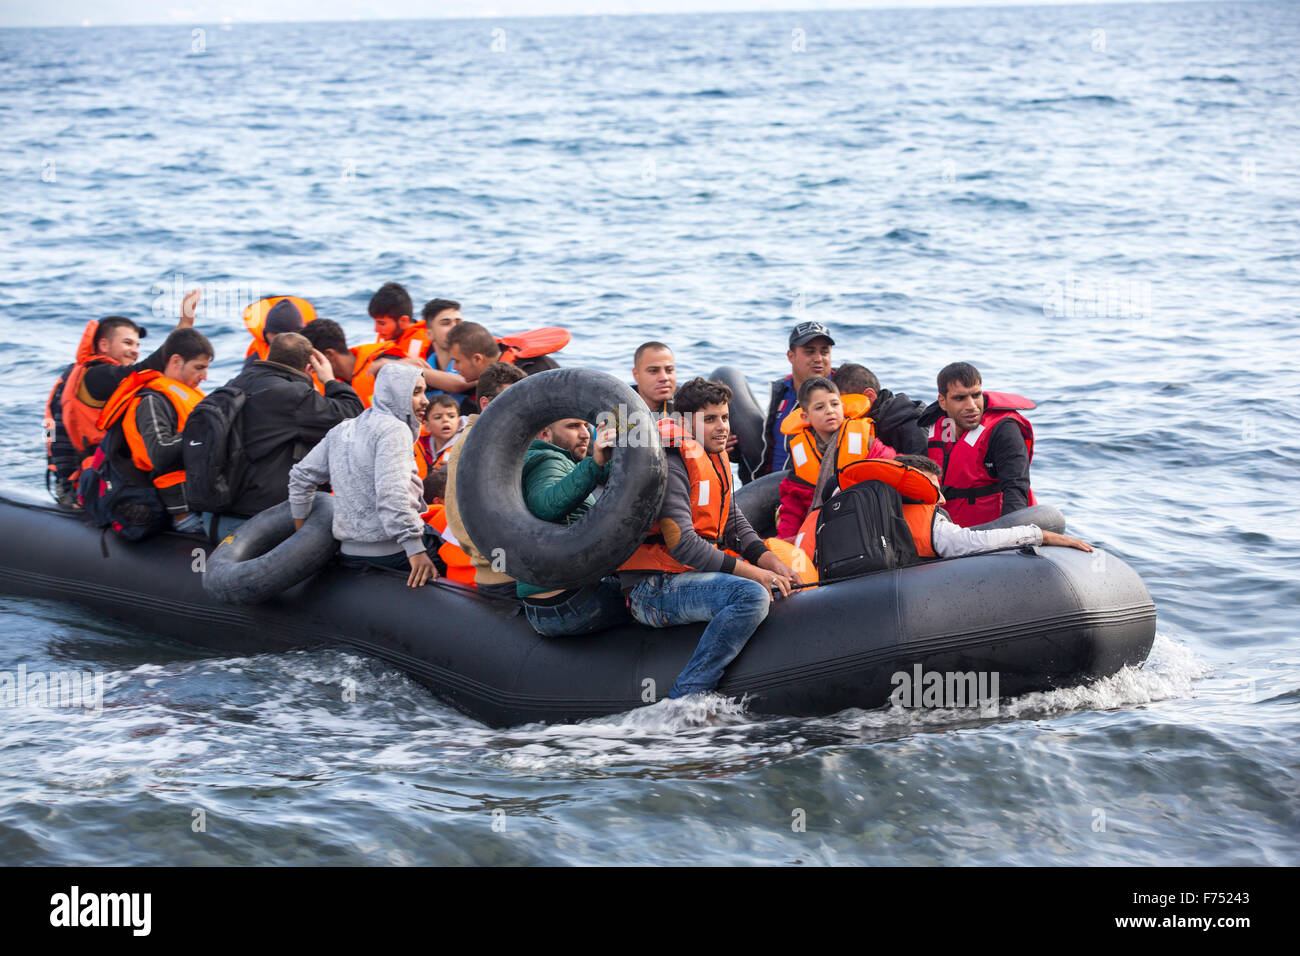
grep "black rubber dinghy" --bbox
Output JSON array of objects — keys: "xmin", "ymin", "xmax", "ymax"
[{"xmin": 0, "ymin": 490, "xmax": 1156, "ymax": 728}]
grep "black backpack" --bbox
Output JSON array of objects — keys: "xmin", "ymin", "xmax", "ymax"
[
  {"xmin": 814, "ymin": 480, "xmax": 920, "ymax": 581},
  {"xmin": 78, "ymin": 446, "xmax": 170, "ymax": 542},
  {"xmin": 181, "ymin": 385, "xmax": 248, "ymax": 515}
]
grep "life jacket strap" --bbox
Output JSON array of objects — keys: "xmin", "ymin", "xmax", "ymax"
[{"xmin": 942, "ymin": 481, "xmax": 1001, "ymax": 504}]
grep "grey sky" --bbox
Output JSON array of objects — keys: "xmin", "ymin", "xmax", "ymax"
[{"xmin": 0, "ymin": 0, "xmax": 1188, "ymax": 29}]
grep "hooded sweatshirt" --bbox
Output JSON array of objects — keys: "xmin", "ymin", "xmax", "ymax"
[{"xmin": 288, "ymin": 362, "xmax": 426, "ymax": 557}]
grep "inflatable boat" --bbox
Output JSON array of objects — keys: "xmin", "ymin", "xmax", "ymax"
[{"xmin": 0, "ymin": 368, "xmax": 1156, "ymax": 727}]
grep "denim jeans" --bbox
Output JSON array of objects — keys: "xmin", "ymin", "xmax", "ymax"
[
  {"xmin": 626, "ymin": 572, "xmax": 771, "ymax": 698},
  {"xmin": 523, "ymin": 577, "xmax": 629, "ymax": 637},
  {"xmin": 202, "ymin": 512, "xmax": 246, "ymax": 541}
]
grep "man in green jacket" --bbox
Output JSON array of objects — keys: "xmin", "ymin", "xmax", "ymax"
[{"xmin": 518, "ymin": 417, "xmax": 629, "ymax": 637}]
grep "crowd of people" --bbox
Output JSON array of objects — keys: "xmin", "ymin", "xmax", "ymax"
[{"xmin": 43, "ymin": 292, "xmax": 1090, "ymax": 701}]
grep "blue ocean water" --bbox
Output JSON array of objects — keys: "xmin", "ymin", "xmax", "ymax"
[{"xmin": 0, "ymin": 1, "xmax": 1297, "ymax": 865}]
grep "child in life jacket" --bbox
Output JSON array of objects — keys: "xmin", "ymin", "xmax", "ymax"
[
  {"xmin": 776, "ymin": 377, "xmax": 894, "ymax": 540},
  {"xmin": 419, "ymin": 394, "xmax": 468, "ymax": 472}
]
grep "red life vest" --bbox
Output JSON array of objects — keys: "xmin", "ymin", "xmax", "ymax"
[
  {"xmin": 780, "ymin": 393, "xmax": 878, "ymax": 487},
  {"xmin": 97, "ymin": 370, "xmax": 204, "ymax": 493},
  {"xmin": 926, "ymin": 390, "xmax": 1037, "ymax": 527},
  {"xmin": 619, "ymin": 418, "xmax": 731, "ymax": 574},
  {"xmin": 496, "ymin": 327, "xmax": 569, "ymax": 364}
]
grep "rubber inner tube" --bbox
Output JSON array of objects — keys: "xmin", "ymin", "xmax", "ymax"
[
  {"xmin": 203, "ymin": 498, "xmax": 338, "ymax": 604},
  {"xmin": 734, "ymin": 472, "xmax": 784, "ymax": 539},
  {"xmin": 709, "ymin": 365, "xmax": 765, "ymax": 483},
  {"xmin": 456, "ymin": 368, "xmax": 667, "ymax": 591},
  {"xmin": 970, "ymin": 504, "xmax": 1066, "ymax": 535}
]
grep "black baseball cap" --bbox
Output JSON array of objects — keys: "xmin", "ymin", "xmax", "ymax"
[{"xmin": 789, "ymin": 320, "xmax": 835, "ymax": 348}]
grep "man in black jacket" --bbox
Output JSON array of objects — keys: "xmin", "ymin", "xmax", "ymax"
[{"xmin": 210, "ymin": 332, "xmax": 362, "ymax": 533}]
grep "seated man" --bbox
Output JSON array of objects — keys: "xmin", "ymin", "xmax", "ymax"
[
  {"xmin": 301, "ymin": 318, "xmax": 465, "ymax": 408},
  {"xmin": 89, "ymin": 328, "xmax": 213, "ymax": 537},
  {"xmin": 893, "ymin": 456, "xmax": 1091, "ymax": 557},
  {"xmin": 211, "ymin": 332, "xmax": 363, "ymax": 535},
  {"xmin": 831, "ymin": 363, "xmax": 928, "ymax": 455},
  {"xmin": 288, "ymin": 363, "xmax": 440, "ymax": 588},
  {"xmin": 517, "ymin": 417, "xmax": 628, "ymax": 636},
  {"xmin": 46, "ymin": 315, "xmax": 148, "ymax": 507},
  {"xmin": 82, "ymin": 288, "xmax": 201, "ymax": 404},
  {"xmin": 917, "ymin": 362, "xmax": 1037, "ymax": 527},
  {"xmin": 631, "ymin": 341, "xmax": 676, "ymax": 417},
  {"xmin": 619, "ymin": 377, "xmax": 799, "ymax": 700},
  {"xmin": 420, "ymin": 298, "xmax": 462, "ymax": 387},
  {"xmin": 446, "ymin": 322, "xmax": 559, "ymax": 415},
  {"xmin": 443, "ymin": 362, "xmax": 529, "ymax": 599},
  {"xmin": 776, "ymin": 376, "xmax": 894, "ymax": 539},
  {"xmin": 758, "ymin": 320, "xmax": 834, "ymax": 477},
  {"xmin": 243, "ymin": 297, "xmax": 308, "ymax": 368}
]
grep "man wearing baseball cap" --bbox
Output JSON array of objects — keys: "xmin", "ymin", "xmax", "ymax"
[{"xmin": 757, "ymin": 320, "xmax": 835, "ymax": 477}]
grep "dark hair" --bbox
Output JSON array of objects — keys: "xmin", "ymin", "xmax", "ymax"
[
  {"xmin": 266, "ymin": 331, "xmax": 313, "ymax": 370},
  {"xmin": 895, "ymin": 454, "xmax": 940, "ymax": 478},
  {"xmin": 634, "ymin": 341, "xmax": 672, "ymax": 365},
  {"xmin": 162, "ymin": 328, "xmax": 213, "ymax": 363},
  {"xmin": 447, "ymin": 321, "xmax": 499, "ymax": 359},
  {"xmin": 368, "ymin": 282, "xmax": 412, "ymax": 319},
  {"xmin": 832, "ymin": 363, "xmax": 880, "ymax": 397},
  {"xmin": 475, "ymin": 362, "xmax": 526, "ymax": 404},
  {"xmin": 937, "ymin": 361, "xmax": 981, "ymax": 397},
  {"xmin": 426, "ymin": 394, "xmax": 461, "ymax": 415},
  {"xmin": 94, "ymin": 316, "xmax": 146, "ymax": 351},
  {"xmin": 423, "ymin": 465, "xmax": 448, "ymax": 505},
  {"xmin": 797, "ymin": 375, "xmax": 838, "ymax": 409},
  {"xmin": 422, "ymin": 298, "xmax": 460, "ymax": 322},
  {"xmin": 301, "ymin": 318, "xmax": 348, "ymax": 354},
  {"xmin": 674, "ymin": 377, "xmax": 733, "ymax": 414}
]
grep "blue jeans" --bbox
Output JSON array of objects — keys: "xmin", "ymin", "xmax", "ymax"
[
  {"xmin": 202, "ymin": 513, "xmax": 246, "ymax": 541},
  {"xmin": 339, "ymin": 529, "xmax": 441, "ymax": 573},
  {"xmin": 627, "ymin": 572, "xmax": 771, "ymax": 698},
  {"xmin": 523, "ymin": 577, "xmax": 629, "ymax": 637}
]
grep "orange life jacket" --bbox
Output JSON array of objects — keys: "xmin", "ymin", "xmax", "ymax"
[
  {"xmin": 348, "ymin": 342, "xmax": 407, "ymax": 408},
  {"xmin": 57, "ymin": 320, "xmax": 119, "ymax": 462},
  {"xmin": 422, "ymin": 503, "xmax": 477, "ymax": 587},
  {"xmin": 763, "ymin": 536, "xmax": 819, "ymax": 585},
  {"xmin": 780, "ymin": 393, "xmax": 876, "ymax": 487},
  {"xmin": 835, "ymin": 458, "xmax": 939, "ymax": 559},
  {"xmin": 380, "ymin": 322, "xmax": 430, "ymax": 360},
  {"xmin": 97, "ymin": 370, "xmax": 204, "ymax": 491},
  {"xmin": 619, "ymin": 418, "xmax": 731, "ymax": 574},
  {"xmin": 495, "ymin": 327, "xmax": 570, "ymax": 364},
  {"xmin": 243, "ymin": 296, "xmax": 316, "ymax": 363}
]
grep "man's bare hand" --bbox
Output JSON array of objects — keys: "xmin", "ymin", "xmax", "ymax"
[
  {"xmin": 294, "ymin": 517, "xmax": 305, "ymax": 532},
  {"xmin": 726, "ymin": 433, "xmax": 739, "ymax": 452},
  {"xmin": 179, "ymin": 287, "xmax": 201, "ymax": 326},
  {"xmin": 592, "ymin": 425, "xmax": 616, "ymax": 466},
  {"xmin": 1041, "ymin": 531, "xmax": 1093, "ymax": 552},
  {"xmin": 756, "ymin": 549, "xmax": 800, "ymax": 593},
  {"xmin": 735, "ymin": 559, "xmax": 792, "ymax": 599},
  {"xmin": 307, "ymin": 349, "xmax": 335, "ymax": 383},
  {"xmin": 407, "ymin": 552, "xmax": 438, "ymax": 587}
]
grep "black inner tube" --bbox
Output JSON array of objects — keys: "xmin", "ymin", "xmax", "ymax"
[
  {"xmin": 203, "ymin": 498, "xmax": 338, "ymax": 605},
  {"xmin": 709, "ymin": 365, "xmax": 765, "ymax": 483},
  {"xmin": 455, "ymin": 368, "xmax": 667, "ymax": 591}
]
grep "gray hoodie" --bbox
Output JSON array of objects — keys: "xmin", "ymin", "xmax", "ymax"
[{"xmin": 288, "ymin": 362, "xmax": 427, "ymax": 558}]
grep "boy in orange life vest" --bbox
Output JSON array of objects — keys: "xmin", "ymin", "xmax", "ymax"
[
  {"xmin": 776, "ymin": 377, "xmax": 895, "ymax": 540},
  {"xmin": 419, "ymin": 394, "xmax": 467, "ymax": 472},
  {"xmin": 892, "ymin": 455, "xmax": 1092, "ymax": 557},
  {"xmin": 370, "ymin": 281, "xmax": 430, "ymax": 360},
  {"xmin": 98, "ymin": 328, "xmax": 213, "ymax": 534},
  {"xmin": 917, "ymin": 362, "xmax": 1037, "ymax": 527},
  {"xmin": 619, "ymin": 378, "xmax": 800, "ymax": 700}
]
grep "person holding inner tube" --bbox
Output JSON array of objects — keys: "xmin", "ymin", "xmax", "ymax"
[
  {"xmin": 89, "ymin": 327, "xmax": 214, "ymax": 536},
  {"xmin": 516, "ymin": 417, "xmax": 630, "ymax": 636},
  {"xmin": 831, "ymin": 363, "xmax": 929, "ymax": 456},
  {"xmin": 889, "ymin": 455, "xmax": 1091, "ymax": 557},
  {"xmin": 758, "ymin": 320, "xmax": 835, "ymax": 478},
  {"xmin": 619, "ymin": 377, "xmax": 800, "ymax": 700},
  {"xmin": 287, "ymin": 362, "xmax": 441, "ymax": 588},
  {"xmin": 917, "ymin": 362, "xmax": 1037, "ymax": 527},
  {"xmin": 777, "ymin": 376, "xmax": 896, "ymax": 540},
  {"xmin": 631, "ymin": 341, "xmax": 677, "ymax": 417},
  {"xmin": 443, "ymin": 362, "xmax": 530, "ymax": 599}
]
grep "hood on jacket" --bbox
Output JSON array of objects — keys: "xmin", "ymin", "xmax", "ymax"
[{"xmin": 371, "ymin": 362, "xmax": 423, "ymax": 440}]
